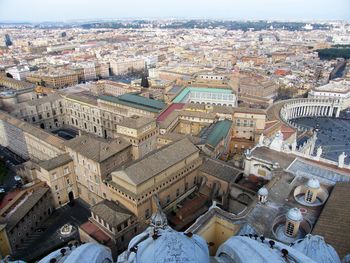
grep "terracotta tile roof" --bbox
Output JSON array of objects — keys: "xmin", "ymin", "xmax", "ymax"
[
  {"xmin": 312, "ymin": 183, "xmax": 350, "ymax": 258},
  {"xmin": 80, "ymin": 221, "xmax": 111, "ymax": 244}
]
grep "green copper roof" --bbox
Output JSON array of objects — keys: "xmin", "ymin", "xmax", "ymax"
[
  {"xmin": 99, "ymin": 94, "xmax": 166, "ymax": 113},
  {"xmin": 201, "ymin": 120, "xmax": 232, "ymax": 148},
  {"xmin": 172, "ymin": 87, "xmax": 233, "ymax": 103}
]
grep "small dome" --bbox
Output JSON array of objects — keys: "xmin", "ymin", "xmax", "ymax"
[
  {"xmin": 258, "ymin": 186, "xmax": 268, "ymax": 196},
  {"xmin": 292, "ymin": 234, "xmax": 341, "ymax": 263},
  {"xmin": 287, "ymin": 208, "xmax": 303, "ymax": 221},
  {"xmin": 306, "ymin": 178, "xmax": 320, "ymax": 189}
]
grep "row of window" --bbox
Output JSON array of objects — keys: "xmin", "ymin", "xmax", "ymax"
[{"xmin": 110, "ymin": 162, "xmax": 197, "ymax": 204}]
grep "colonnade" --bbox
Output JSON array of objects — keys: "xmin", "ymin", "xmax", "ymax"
[{"xmin": 280, "ymin": 98, "xmax": 342, "ymax": 122}]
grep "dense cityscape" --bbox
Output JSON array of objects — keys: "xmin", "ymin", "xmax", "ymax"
[{"xmin": 0, "ymin": 1, "xmax": 350, "ymax": 262}]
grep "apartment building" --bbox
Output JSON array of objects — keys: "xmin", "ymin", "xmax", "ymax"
[
  {"xmin": 0, "ymin": 110, "xmax": 65, "ymax": 161},
  {"xmin": 106, "ymin": 138, "xmax": 202, "ymax": 219},
  {"xmin": 11, "ymin": 93, "xmax": 65, "ymax": 131},
  {"xmin": 27, "ymin": 68, "xmax": 79, "ymax": 89},
  {"xmin": 65, "ymin": 134, "xmax": 132, "ymax": 205},
  {"xmin": 231, "ymin": 108, "xmax": 266, "ymax": 151},
  {"xmin": 35, "ymin": 153, "xmax": 77, "ymax": 207},
  {"xmin": 79, "ymin": 199, "xmax": 138, "ymax": 257},
  {"xmin": 109, "ymin": 58, "xmax": 145, "ymax": 76},
  {"xmin": 0, "ymin": 183, "xmax": 53, "ymax": 255},
  {"xmin": 116, "ymin": 115, "xmax": 158, "ymax": 159},
  {"xmin": 63, "ymin": 93, "xmax": 103, "ymax": 137}
]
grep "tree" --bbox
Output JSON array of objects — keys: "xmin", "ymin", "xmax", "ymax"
[{"xmin": 275, "ymin": 86, "xmax": 297, "ymax": 101}]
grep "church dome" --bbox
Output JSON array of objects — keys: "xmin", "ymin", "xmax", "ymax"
[
  {"xmin": 38, "ymin": 243, "xmax": 113, "ymax": 263},
  {"xmin": 258, "ymin": 186, "xmax": 268, "ymax": 196},
  {"xmin": 306, "ymin": 178, "xmax": 320, "ymax": 189},
  {"xmin": 292, "ymin": 234, "xmax": 341, "ymax": 263},
  {"xmin": 215, "ymin": 235, "xmax": 316, "ymax": 263},
  {"xmin": 123, "ymin": 226, "xmax": 210, "ymax": 263},
  {"xmin": 287, "ymin": 208, "xmax": 303, "ymax": 222}
]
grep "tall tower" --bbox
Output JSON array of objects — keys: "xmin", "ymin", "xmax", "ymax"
[
  {"xmin": 285, "ymin": 208, "xmax": 303, "ymax": 237},
  {"xmin": 4, "ymin": 34, "xmax": 12, "ymax": 47}
]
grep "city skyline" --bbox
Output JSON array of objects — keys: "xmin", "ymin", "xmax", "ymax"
[{"xmin": 0, "ymin": 0, "xmax": 350, "ymax": 22}]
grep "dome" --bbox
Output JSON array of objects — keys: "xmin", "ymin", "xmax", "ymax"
[
  {"xmin": 215, "ymin": 236, "xmax": 316, "ymax": 263},
  {"xmin": 38, "ymin": 243, "xmax": 113, "ymax": 263},
  {"xmin": 287, "ymin": 208, "xmax": 303, "ymax": 221},
  {"xmin": 258, "ymin": 186, "xmax": 268, "ymax": 196},
  {"xmin": 123, "ymin": 226, "xmax": 210, "ymax": 263},
  {"xmin": 306, "ymin": 178, "xmax": 320, "ymax": 189},
  {"xmin": 292, "ymin": 234, "xmax": 341, "ymax": 263}
]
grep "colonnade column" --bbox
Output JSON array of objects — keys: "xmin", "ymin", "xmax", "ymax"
[{"xmin": 336, "ymin": 107, "xmax": 340, "ymax": 118}]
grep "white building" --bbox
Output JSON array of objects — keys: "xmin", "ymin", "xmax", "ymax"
[
  {"xmin": 309, "ymin": 79, "xmax": 350, "ymax": 109},
  {"xmin": 6, "ymin": 66, "xmax": 30, "ymax": 81},
  {"xmin": 110, "ymin": 58, "xmax": 145, "ymax": 76}
]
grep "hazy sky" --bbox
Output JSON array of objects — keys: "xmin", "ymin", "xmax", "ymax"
[{"xmin": 0, "ymin": 0, "xmax": 349, "ymax": 22}]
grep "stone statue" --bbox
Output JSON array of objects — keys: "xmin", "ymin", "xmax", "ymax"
[
  {"xmin": 316, "ymin": 146, "xmax": 323, "ymax": 158},
  {"xmin": 338, "ymin": 152, "xmax": 347, "ymax": 168},
  {"xmin": 259, "ymin": 133, "xmax": 265, "ymax": 146},
  {"xmin": 269, "ymin": 130, "xmax": 284, "ymax": 152},
  {"xmin": 291, "ymin": 140, "xmax": 297, "ymax": 152},
  {"xmin": 151, "ymin": 194, "xmax": 168, "ymax": 229}
]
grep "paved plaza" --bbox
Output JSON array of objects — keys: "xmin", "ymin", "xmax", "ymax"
[{"xmin": 294, "ymin": 117, "xmax": 350, "ymax": 162}]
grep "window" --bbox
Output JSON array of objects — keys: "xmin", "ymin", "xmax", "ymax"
[
  {"xmin": 286, "ymin": 222, "xmax": 294, "ymax": 236},
  {"xmin": 176, "ymin": 189, "xmax": 180, "ymax": 197},
  {"xmin": 55, "ymin": 185, "xmax": 58, "ymax": 191},
  {"xmin": 166, "ymin": 195, "xmax": 170, "ymax": 204},
  {"xmin": 52, "ymin": 173, "xmax": 57, "ymax": 180},
  {"xmin": 63, "ymin": 167, "xmax": 69, "ymax": 175},
  {"xmin": 306, "ymin": 190, "xmax": 313, "ymax": 202}
]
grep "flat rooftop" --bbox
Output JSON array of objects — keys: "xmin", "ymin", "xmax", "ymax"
[{"xmin": 172, "ymin": 87, "xmax": 233, "ymax": 103}]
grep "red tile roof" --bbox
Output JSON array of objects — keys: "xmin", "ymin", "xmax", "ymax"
[
  {"xmin": 0, "ymin": 189, "xmax": 21, "ymax": 210},
  {"xmin": 80, "ymin": 221, "xmax": 111, "ymax": 244},
  {"xmin": 157, "ymin": 103, "xmax": 185, "ymax": 122}
]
